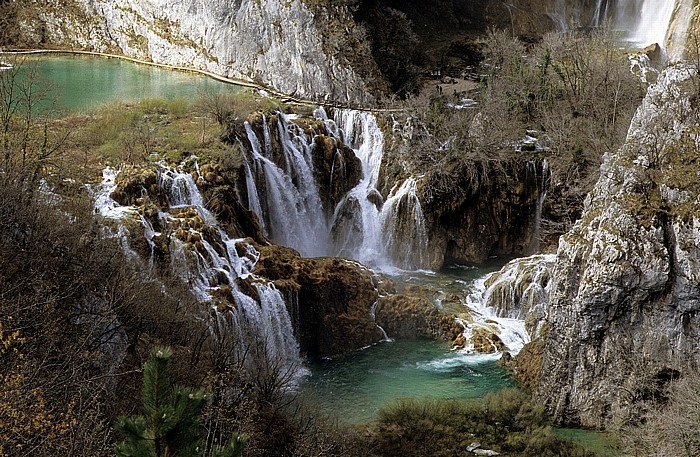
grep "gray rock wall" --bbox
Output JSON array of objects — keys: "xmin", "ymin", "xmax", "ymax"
[
  {"xmin": 37, "ymin": 0, "xmax": 373, "ymax": 105},
  {"xmin": 535, "ymin": 65, "xmax": 700, "ymax": 427}
]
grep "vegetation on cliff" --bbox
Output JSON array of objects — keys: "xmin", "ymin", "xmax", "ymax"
[{"xmin": 387, "ymin": 28, "xmax": 645, "ymax": 252}]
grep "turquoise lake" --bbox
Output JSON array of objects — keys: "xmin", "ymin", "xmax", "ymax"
[{"xmin": 10, "ymin": 54, "xmax": 240, "ymax": 115}]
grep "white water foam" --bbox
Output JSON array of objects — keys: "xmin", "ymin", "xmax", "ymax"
[{"xmin": 93, "ymin": 164, "xmax": 304, "ymax": 377}]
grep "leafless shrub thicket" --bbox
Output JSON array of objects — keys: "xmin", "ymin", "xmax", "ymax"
[{"xmin": 396, "ymin": 28, "xmax": 644, "ymax": 221}]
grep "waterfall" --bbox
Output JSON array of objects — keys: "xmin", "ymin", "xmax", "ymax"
[
  {"xmin": 457, "ymin": 254, "xmax": 556, "ymax": 355},
  {"xmin": 241, "ymin": 108, "xmax": 429, "ymax": 271},
  {"xmin": 243, "ymin": 116, "xmax": 330, "ymax": 257},
  {"xmin": 459, "ymin": 275, "xmax": 531, "ymax": 356},
  {"xmin": 325, "ymin": 109, "xmax": 430, "ymax": 270},
  {"xmin": 547, "ymin": 0, "xmax": 570, "ymax": 31},
  {"xmin": 482, "ymin": 254, "xmax": 556, "ymax": 326},
  {"xmin": 614, "ymin": 0, "xmax": 676, "ymax": 48},
  {"xmin": 552, "ymin": 0, "xmax": 677, "ymax": 49},
  {"xmin": 95, "ymin": 165, "xmax": 303, "ymax": 374},
  {"xmin": 380, "ymin": 177, "xmax": 429, "ymax": 270}
]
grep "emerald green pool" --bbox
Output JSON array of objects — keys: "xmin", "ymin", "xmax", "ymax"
[
  {"xmin": 301, "ymin": 340, "xmax": 514, "ymax": 424},
  {"xmin": 300, "ymin": 265, "xmax": 515, "ymax": 425},
  {"xmin": 11, "ymin": 54, "xmax": 241, "ymax": 115}
]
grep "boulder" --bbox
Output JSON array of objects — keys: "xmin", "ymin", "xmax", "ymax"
[
  {"xmin": 253, "ymin": 243, "xmax": 392, "ymax": 357},
  {"xmin": 373, "ymin": 286, "xmax": 462, "ymax": 341}
]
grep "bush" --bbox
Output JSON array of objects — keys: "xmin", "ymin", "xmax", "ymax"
[{"xmin": 369, "ymin": 389, "xmax": 598, "ymax": 457}]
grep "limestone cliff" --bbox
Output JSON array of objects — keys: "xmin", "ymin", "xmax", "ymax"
[
  {"xmin": 666, "ymin": 0, "xmax": 700, "ymax": 61},
  {"xmin": 534, "ymin": 65, "xmax": 700, "ymax": 428},
  {"xmin": 26, "ymin": 0, "xmax": 375, "ymax": 105},
  {"xmin": 417, "ymin": 159, "xmax": 549, "ymax": 268}
]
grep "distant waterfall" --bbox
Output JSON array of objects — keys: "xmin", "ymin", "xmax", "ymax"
[
  {"xmin": 242, "ymin": 108, "xmax": 429, "ymax": 271},
  {"xmin": 95, "ymin": 165, "xmax": 303, "ymax": 373},
  {"xmin": 612, "ymin": 0, "xmax": 675, "ymax": 48},
  {"xmin": 558, "ymin": 0, "xmax": 677, "ymax": 49}
]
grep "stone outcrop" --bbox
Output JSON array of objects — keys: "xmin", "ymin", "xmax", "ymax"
[
  {"xmin": 418, "ymin": 159, "xmax": 549, "ymax": 268},
  {"xmin": 534, "ymin": 65, "xmax": 700, "ymax": 428},
  {"xmin": 28, "ymin": 0, "xmax": 375, "ymax": 105},
  {"xmin": 252, "ymin": 244, "xmax": 391, "ymax": 358},
  {"xmin": 665, "ymin": 0, "xmax": 699, "ymax": 61},
  {"xmin": 373, "ymin": 285, "xmax": 463, "ymax": 341}
]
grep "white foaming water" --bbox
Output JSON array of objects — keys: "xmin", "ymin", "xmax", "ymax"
[
  {"xmin": 453, "ymin": 254, "xmax": 556, "ymax": 356},
  {"xmin": 553, "ymin": 1, "xmax": 678, "ymax": 51},
  {"xmin": 417, "ymin": 351, "xmax": 502, "ymax": 371},
  {"xmin": 458, "ymin": 277, "xmax": 530, "ymax": 356},
  {"xmin": 94, "ymin": 164, "xmax": 303, "ymax": 375},
  {"xmin": 243, "ymin": 107, "xmax": 429, "ymax": 271},
  {"xmin": 616, "ymin": 0, "xmax": 676, "ymax": 48},
  {"xmin": 482, "ymin": 254, "xmax": 556, "ymax": 320},
  {"xmin": 243, "ymin": 116, "xmax": 330, "ymax": 258},
  {"xmin": 93, "ymin": 168, "xmax": 137, "ymax": 219}
]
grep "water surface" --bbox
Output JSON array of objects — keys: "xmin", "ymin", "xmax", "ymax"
[
  {"xmin": 15, "ymin": 55, "xmax": 240, "ymax": 114},
  {"xmin": 302, "ymin": 340, "xmax": 514, "ymax": 424}
]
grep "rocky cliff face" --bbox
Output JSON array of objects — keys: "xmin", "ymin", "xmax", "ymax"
[
  {"xmin": 252, "ymin": 244, "xmax": 391, "ymax": 358},
  {"xmin": 31, "ymin": 0, "xmax": 375, "ymax": 105},
  {"xmin": 534, "ymin": 65, "xmax": 700, "ymax": 428},
  {"xmin": 417, "ymin": 159, "xmax": 549, "ymax": 268},
  {"xmin": 666, "ymin": 0, "xmax": 700, "ymax": 61}
]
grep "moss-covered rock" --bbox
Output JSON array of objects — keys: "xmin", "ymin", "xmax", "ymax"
[
  {"xmin": 253, "ymin": 243, "xmax": 393, "ymax": 357},
  {"xmin": 374, "ymin": 292, "xmax": 462, "ymax": 341}
]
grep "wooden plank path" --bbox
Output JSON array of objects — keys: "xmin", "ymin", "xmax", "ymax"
[{"xmin": 1, "ymin": 49, "xmax": 405, "ymax": 113}]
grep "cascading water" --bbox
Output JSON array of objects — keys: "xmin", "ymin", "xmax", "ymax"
[
  {"xmin": 95, "ymin": 164, "xmax": 303, "ymax": 374},
  {"xmin": 612, "ymin": 0, "xmax": 676, "ymax": 48},
  {"xmin": 243, "ymin": 114, "xmax": 330, "ymax": 257},
  {"xmin": 379, "ymin": 177, "xmax": 429, "ymax": 269},
  {"xmin": 570, "ymin": 0, "xmax": 678, "ymax": 49},
  {"xmin": 240, "ymin": 108, "xmax": 429, "ymax": 271},
  {"xmin": 455, "ymin": 254, "xmax": 555, "ymax": 356}
]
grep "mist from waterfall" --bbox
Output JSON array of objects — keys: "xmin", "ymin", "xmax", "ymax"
[
  {"xmin": 561, "ymin": 0, "xmax": 677, "ymax": 49},
  {"xmin": 612, "ymin": 0, "xmax": 675, "ymax": 48}
]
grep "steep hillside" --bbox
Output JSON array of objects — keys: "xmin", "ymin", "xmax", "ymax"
[{"xmin": 10, "ymin": 0, "xmax": 378, "ymax": 105}]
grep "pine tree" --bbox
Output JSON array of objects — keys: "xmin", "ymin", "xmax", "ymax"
[{"xmin": 115, "ymin": 346, "xmax": 246, "ymax": 457}]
